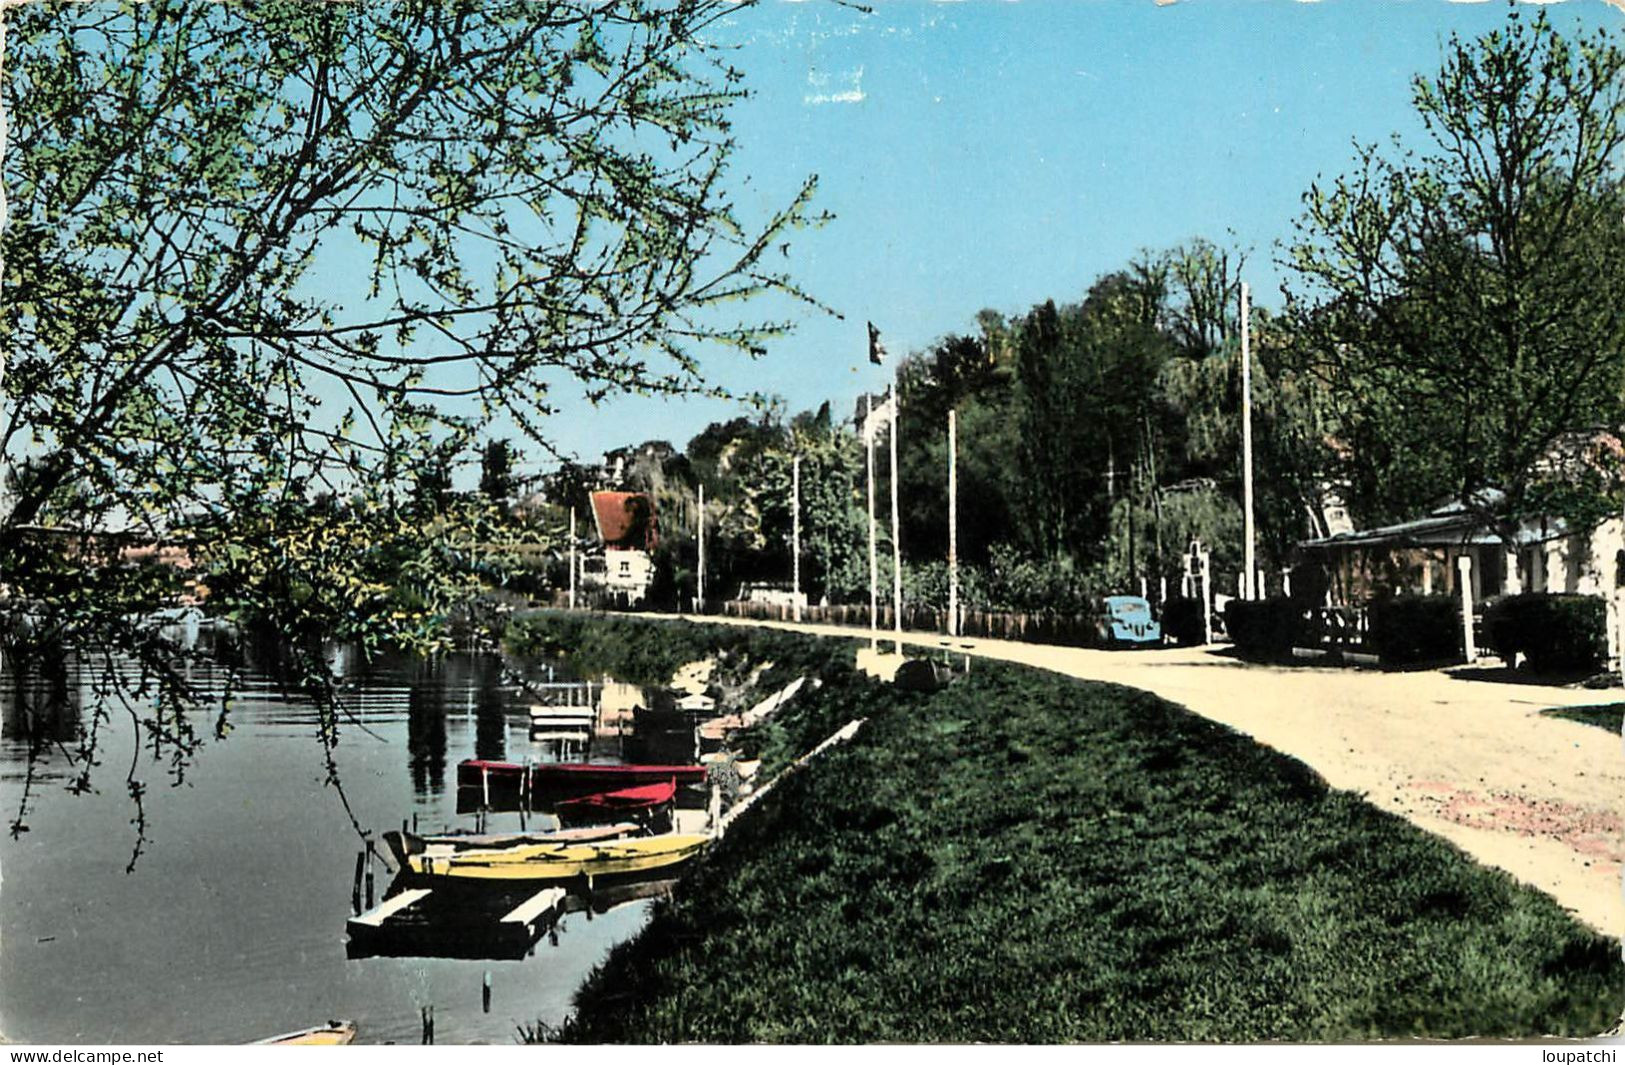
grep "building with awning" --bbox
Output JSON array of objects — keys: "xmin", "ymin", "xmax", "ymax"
[{"xmin": 1297, "ymin": 489, "xmax": 1622, "ymax": 606}]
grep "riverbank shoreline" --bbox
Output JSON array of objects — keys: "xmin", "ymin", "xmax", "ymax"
[{"xmin": 522, "ymin": 614, "xmax": 1623, "ymax": 1042}]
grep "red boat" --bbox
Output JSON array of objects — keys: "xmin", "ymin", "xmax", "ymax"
[
  {"xmin": 554, "ymin": 781, "xmax": 677, "ymax": 825},
  {"xmin": 456, "ymin": 759, "xmax": 707, "ymax": 801}
]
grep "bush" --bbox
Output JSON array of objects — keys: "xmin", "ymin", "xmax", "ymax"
[
  {"xmin": 1160, "ymin": 596, "xmax": 1207, "ymax": 646},
  {"xmin": 1483, "ymin": 594, "xmax": 1607, "ymax": 674},
  {"xmin": 1224, "ymin": 597, "xmax": 1301, "ymax": 659},
  {"xmin": 1368, "ymin": 595, "xmax": 1462, "ymax": 666}
]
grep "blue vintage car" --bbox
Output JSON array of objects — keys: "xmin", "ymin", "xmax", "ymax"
[{"xmin": 1098, "ymin": 595, "xmax": 1163, "ymax": 647}]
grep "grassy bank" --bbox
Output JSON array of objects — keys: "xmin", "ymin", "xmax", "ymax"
[
  {"xmin": 541, "ymin": 619, "xmax": 1622, "ymax": 1041},
  {"xmin": 1541, "ymin": 703, "xmax": 1625, "ymax": 734}
]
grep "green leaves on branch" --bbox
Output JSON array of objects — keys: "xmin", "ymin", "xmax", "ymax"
[{"xmin": 1285, "ymin": 9, "xmax": 1625, "ymax": 531}]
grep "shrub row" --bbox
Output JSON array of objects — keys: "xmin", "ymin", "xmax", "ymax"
[
  {"xmin": 1223, "ymin": 598, "xmax": 1303, "ymax": 659},
  {"xmin": 1367, "ymin": 595, "xmax": 1461, "ymax": 666},
  {"xmin": 1225, "ymin": 594, "xmax": 1463, "ymax": 667},
  {"xmin": 1483, "ymin": 594, "xmax": 1607, "ymax": 674},
  {"xmin": 1159, "ymin": 596, "xmax": 1207, "ymax": 647},
  {"xmin": 1223, "ymin": 592, "xmax": 1608, "ymax": 673}
]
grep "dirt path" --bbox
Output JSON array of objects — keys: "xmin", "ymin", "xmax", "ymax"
[{"xmin": 682, "ymin": 615, "xmax": 1625, "ymax": 937}]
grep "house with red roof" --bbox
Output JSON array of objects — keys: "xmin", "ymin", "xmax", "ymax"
[{"xmin": 582, "ymin": 491, "xmax": 658, "ymax": 603}]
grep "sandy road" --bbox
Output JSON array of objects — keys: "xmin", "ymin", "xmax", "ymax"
[{"xmin": 678, "ymin": 614, "xmax": 1625, "ymax": 937}]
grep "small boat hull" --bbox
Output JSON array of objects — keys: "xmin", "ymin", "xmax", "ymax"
[
  {"xmin": 406, "ymin": 834, "xmax": 709, "ymax": 882},
  {"xmin": 457, "ymin": 759, "xmax": 708, "ymax": 799},
  {"xmin": 554, "ymin": 781, "xmax": 676, "ymax": 826},
  {"xmin": 383, "ymin": 823, "xmax": 641, "ymax": 866},
  {"xmin": 254, "ymin": 1020, "xmax": 357, "ymax": 1045}
]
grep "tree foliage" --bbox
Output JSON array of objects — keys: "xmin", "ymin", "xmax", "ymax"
[
  {"xmin": 3, "ymin": 0, "xmax": 821, "ymax": 592},
  {"xmin": 1286, "ymin": 8, "xmax": 1625, "ymax": 530},
  {"xmin": 0, "ymin": 0, "xmax": 822, "ymax": 837}
]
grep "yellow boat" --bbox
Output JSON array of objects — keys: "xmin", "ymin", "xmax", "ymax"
[
  {"xmin": 407, "ymin": 834, "xmax": 709, "ymax": 882},
  {"xmin": 254, "ymin": 1019, "xmax": 357, "ymax": 1045}
]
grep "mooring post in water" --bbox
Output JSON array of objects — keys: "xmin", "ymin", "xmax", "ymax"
[
  {"xmin": 412, "ymin": 812, "xmax": 419, "ymax": 833},
  {"xmin": 519, "ymin": 757, "xmax": 529, "ymax": 828},
  {"xmin": 482, "ymin": 971, "xmax": 492, "ymax": 1014},
  {"xmin": 351, "ymin": 851, "xmax": 365, "ymax": 915},
  {"xmin": 421, "ymin": 1006, "xmax": 434, "ymax": 1045}
]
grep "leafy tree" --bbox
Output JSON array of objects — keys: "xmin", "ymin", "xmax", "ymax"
[
  {"xmin": 894, "ymin": 333, "xmax": 1020, "ymax": 566},
  {"xmin": 1014, "ymin": 277, "xmax": 1171, "ymax": 566},
  {"xmin": 718, "ymin": 413, "xmax": 864, "ymax": 601},
  {"xmin": 0, "ymin": 0, "xmax": 821, "ymax": 838},
  {"xmin": 479, "ymin": 439, "xmax": 519, "ymax": 505},
  {"xmin": 1155, "ymin": 238, "xmax": 1246, "ymax": 360},
  {"xmin": 411, "ymin": 438, "xmax": 464, "ymax": 516},
  {"xmin": 1286, "ymin": 8, "xmax": 1625, "ymax": 532}
]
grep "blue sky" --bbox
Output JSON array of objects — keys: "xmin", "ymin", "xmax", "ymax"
[{"xmin": 524, "ymin": 0, "xmax": 1625, "ymax": 475}]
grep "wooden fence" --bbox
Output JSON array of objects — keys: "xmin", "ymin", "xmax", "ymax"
[
  {"xmin": 1295, "ymin": 604, "xmax": 1371, "ymax": 653},
  {"xmin": 717, "ymin": 600, "xmax": 1102, "ymax": 647}
]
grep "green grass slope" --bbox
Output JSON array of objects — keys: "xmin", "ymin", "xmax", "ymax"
[{"xmin": 549, "ymin": 632, "xmax": 1621, "ymax": 1041}]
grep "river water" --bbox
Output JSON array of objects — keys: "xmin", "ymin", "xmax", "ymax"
[{"xmin": 0, "ymin": 628, "xmax": 659, "ymax": 1045}]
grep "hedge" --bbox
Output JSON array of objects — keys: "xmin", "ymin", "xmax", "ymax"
[
  {"xmin": 1367, "ymin": 595, "xmax": 1461, "ymax": 666},
  {"xmin": 1224, "ymin": 597, "xmax": 1301, "ymax": 659},
  {"xmin": 1483, "ymin": 594, "xmax": 1607, "ymax": 674},
  {"xmin": 1160, "ymin": 596, "xmax": 1207, "ymax": 647}
]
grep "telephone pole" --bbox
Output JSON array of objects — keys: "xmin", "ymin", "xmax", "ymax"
[
  {"xmin": 866, "ymin": 394, "xmax": 878, "ymax": 651},
  {"xmin": 568, "ymin": 506, "xmax": 577, "ymax": 610},
  {"xmin": 1240, "ymin": 280, "xmax": 1257, "ymax": 600},
  {"xmin": 948, "ymin": 409, "xmax": 958, "ymax": 637},
  {"xmin": 889, "ymin": 369, "xmax": 903, "ymax": 654},
  {"xmin": 792, "ymin": 455, "xmax": 802, "ymax": 622}
]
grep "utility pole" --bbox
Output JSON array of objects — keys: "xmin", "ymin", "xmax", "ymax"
[
  {"xmin": 568, "ymin": 506, "xmax": 577, "ymax": 610},
  {"xmin": 1241, "ymin": 281, "xmax": 1256, "ymax": 600},
  {"xmin": 866, "ymin": 394, "xmax": 878, "ymax": 652},
  {"xmin": 792, "ymin": 455, "xmax": 802, "ymax": 622},
  {"xmin": 696, "ymin": 484, "xmax": 705, "ymax": 611},
  {"xmin": 948, "ymin": 409, "xmax": 958, "ymax": 638},
  {"xmin": 1457, "ymin": 555, "xmax": 1477, "ymax": 662},
  {"xmin": 889, "ymin": 369, "xmax": 903, "ymax": 655}
]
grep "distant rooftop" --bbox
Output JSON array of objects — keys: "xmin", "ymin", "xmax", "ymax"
[{"xmin": 588, "ymin": 491, "xmax": 658, "ymax": 551}]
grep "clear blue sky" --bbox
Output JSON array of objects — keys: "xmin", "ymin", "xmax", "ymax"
[{"xmin": 523, "ymin": 0, "xmax": 1625, "ymax": 475}]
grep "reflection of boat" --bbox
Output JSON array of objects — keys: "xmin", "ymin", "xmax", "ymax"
[
  {"xmin": 457, "ymin": 759, "xmax": 707, "ymax": 799},
  {"xmin": 382, "ymin": 823, "xmax": 640, "ymax": 866},
  {"xmin": 407, "ymin": 834, "xmax": 709, "ymax": 882},
  {"xmin": 565, "ymin": 876, "xmax": 681, "ymax": 916},
  {"xmin": 254, "ymin": 1020, "xmax": 357, "ymax": 1045},
  {"xmin": 554, "ymin": 781, "xmax": 675, "ymax": 825}
]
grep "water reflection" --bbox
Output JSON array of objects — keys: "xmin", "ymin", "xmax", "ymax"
[
  {"xmin": 0, "ymin": 636, "xmax": 671, "ymax": 1045},
  {"xmin": 346, "ymin": 874, "xmax": 681, "ymax": 962},
  {"xmin": 473, "ymin": 663, "xmax": 509, "ymax": 764},
  {"xmin": 406, "ymin": 664, "xmax": 447, "ymax": 797},
  {"xmin": 3, "ymin": 642, "xmax": 79, "ymax": 747}
]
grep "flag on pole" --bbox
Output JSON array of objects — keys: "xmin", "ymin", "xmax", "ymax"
[
  {"xmin": 867, "ymin": 321, "xmax": 886, "ymax": 365},
  {"xmin": 860, "ymin": 393, "xmax": 895, "ymax": 443}
]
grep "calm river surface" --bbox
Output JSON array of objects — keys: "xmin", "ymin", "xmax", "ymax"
[{"xmin": 0, "ymin": 630, "xmax": 653, "ymax": 1045}]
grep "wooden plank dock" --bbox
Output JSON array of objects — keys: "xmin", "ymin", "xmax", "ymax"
[{"xmin": 345, "ymin": 884, "xmax": 568, "ymax": 960}]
